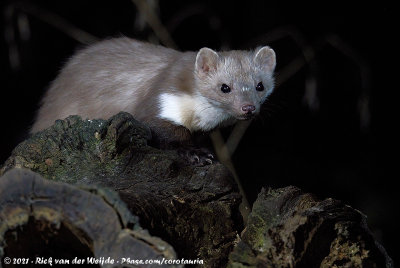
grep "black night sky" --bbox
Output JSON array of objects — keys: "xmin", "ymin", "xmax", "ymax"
[{"xmin": 1, "ymin": 0, "xmax": 398, "ymax": 264}]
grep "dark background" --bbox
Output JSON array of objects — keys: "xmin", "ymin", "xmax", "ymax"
[{"xmin": 1, "ymin": 0, "xmax": 397, "ymax": 264}]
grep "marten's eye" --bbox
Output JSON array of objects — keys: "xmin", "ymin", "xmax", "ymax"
[
  {"xmin": 221, "ymin": 84, "xmax": 231, "ymax": 93},
  {"xmin": 256, "ymin": 82, "xmax": 264, "ymax": 91}
]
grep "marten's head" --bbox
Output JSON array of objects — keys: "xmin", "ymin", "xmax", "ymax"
[{"xmin": 194, "ymin": 46, "xmax": 276, "ymax": 121}]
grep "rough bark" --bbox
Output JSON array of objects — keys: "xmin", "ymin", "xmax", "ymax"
[
  {"xmin": 0, "ymin": 168, "xmax": 178, "ymax": 268},
  {"xmin": 1, "ymin": 112, "xmax": 392, "ymax": 267},
  {"xmin": 228, "ymin": 187, "xmax": 393, "ymax": 268},
  {"xmin": 1, "ymin": 113, "xmax": 242, "ymax": 267}
]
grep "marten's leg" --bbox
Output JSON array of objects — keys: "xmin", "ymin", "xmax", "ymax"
[{"xmin": 147, "ymin": 120, "xmax": 213, "ymax": 165}]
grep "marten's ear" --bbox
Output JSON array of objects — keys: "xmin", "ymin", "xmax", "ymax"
[
  {"xmin": 254, "ymin": 46, "xmax": 276, "ymax": 73},
  {"xmin": 195, "ymin": 48, "xmax": 219, "ymax": 77}
]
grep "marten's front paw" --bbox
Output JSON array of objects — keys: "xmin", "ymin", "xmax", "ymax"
[{"xmin": 178, "ymin": 147, "xmax": 214, "ymax": 166}]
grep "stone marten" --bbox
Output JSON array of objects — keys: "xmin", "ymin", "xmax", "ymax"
[{"xmin": 32, "ymin": 38, "xmax": 276, "ymax": 164}]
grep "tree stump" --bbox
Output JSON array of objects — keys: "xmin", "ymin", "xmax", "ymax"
[
  {"xmin": 228, "ymin": 187, "xmax": 393, "ymax": 268},
  {"xmin": 0, "ymin": 168, "xmax": 178, "ymax": 268},
  {"xmin": 1, "ymin": 113, "xmax": 393, "ymax": 267},
  {"xmin": 1, "ymin": 113, "xmax": 242, "ymax": 267}
]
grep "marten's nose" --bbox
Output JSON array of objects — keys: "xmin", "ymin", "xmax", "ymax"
[{"xmin": 241, "ymin": 105, "xmax": 256, "ymax": 113}]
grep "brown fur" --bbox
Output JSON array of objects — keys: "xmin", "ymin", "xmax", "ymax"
[{"xmin": 31, "ymin": 38, "xmax": 276, "ymax": 146}]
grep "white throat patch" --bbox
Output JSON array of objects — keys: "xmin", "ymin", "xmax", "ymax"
[{"xmin": 158, "ymin": 93, "xmax": 232, "ymax": 132}]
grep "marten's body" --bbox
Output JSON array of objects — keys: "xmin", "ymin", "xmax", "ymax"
[{"xmin": 32, "ymin": 38, "xmax": 276, "ymax": 160}]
